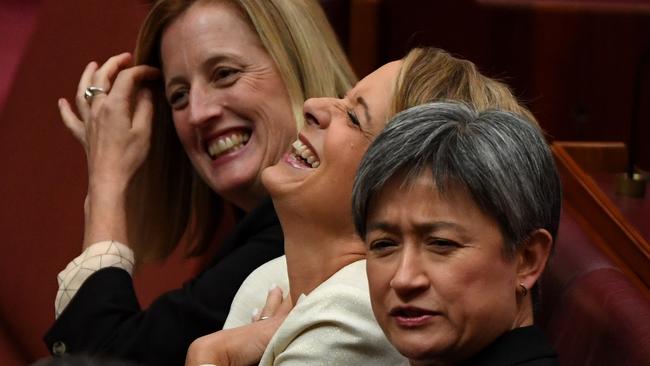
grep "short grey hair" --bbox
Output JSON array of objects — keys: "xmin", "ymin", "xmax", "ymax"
[{"xmin": 352, "ymin": 102, "xmax": 561, "ymax": 257}]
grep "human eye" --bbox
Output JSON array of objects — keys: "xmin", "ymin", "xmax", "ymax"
[
  {"xmin": 168, "ymin": 89, "xmax": 188, "ymax": 110},
  {"xmin": 427, "ymin": 238, "xmax": 462, "ymax": 253},
  {"xmin": 346, "ymin": 109, "xmax": 361, "ymax": 128},
  {"xmin": 367, "ymin": 238, "xmax": 398, "ymax": 254},
  {"xmin": 212, "ymin": 66, "xmax": 240, "ymax": 86}
]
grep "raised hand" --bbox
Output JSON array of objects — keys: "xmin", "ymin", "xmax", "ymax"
[{"xmin": 58, "ymin": 53, "xmax": 161, "ymax": 248}]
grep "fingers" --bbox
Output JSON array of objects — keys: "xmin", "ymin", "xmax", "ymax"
[
  {"xmin": 132, "ymin": 88, "xmax": 154, "ymax": 143},
  {"xmin": 91, "ymin": 65, "xmax": 160, "ymax": 132},
  {"xmin": 59, "ymin": 98, "xmax": 87, "ymax": 150},
  {"xmin": 109, "ymin": 64, "xmax": 161, "ymax": 103},
  {"xmin": 276, "ymin": 290, "xmax": 293, "ymax": 316},
  {"xmin": 74, "ymin": 53, "xmax": 132, "ymax": 122},
  {"xmin": 84, "ymin": 53, "xmax": 134, "ymax": 110},
  {"xmin": 91, "ymin": 52, "xmax": 133, "ymax": 90},
  {"xmin": 75, "ymin": 61, "xmax": 98, "ymax": 122},
  {"xmin": 255, "ymin": 286, "xmax": 285, "ymax": 321}
]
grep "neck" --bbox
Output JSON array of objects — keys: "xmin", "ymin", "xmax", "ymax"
[
  {"xmin": 512, "ymin": 297, "xmax": 534, "ymax": 329},
  {"xmin": 277, "ymin": 207, "xmax": 365, "ymax": 304}
]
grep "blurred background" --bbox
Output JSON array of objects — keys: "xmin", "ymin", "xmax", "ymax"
[{"xmin": 1, "ymin": 0, "xmax": 648, "ymax": 363}]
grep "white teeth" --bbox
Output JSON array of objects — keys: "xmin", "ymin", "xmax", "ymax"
[
  {"xmin": 292, "ymin": 140, "xmax": 306, "ymax": 152},
  {"xmin": 207, "ymin": 132, "xmax": 251, "ymax": 159},
  {"xmin": 291, "ymin": 139, "xmax": 320, "ymax": 168}
]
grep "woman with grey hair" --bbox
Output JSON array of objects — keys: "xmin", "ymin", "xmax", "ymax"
[{"xmin": 352, "ymin": 102, "xmax": 561, "ymax": 365}]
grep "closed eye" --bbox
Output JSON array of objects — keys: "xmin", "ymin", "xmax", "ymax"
[
  {"xmin": 347, "ymin": 110, "xmax": 361, "ymax": 128},
  {"xmin": 428, "ymin": 238, "xmax": 462, "ymax": 253},
  {"xmin": 368, "ymin": 239, "xmax": 398, "ymax": 253}
]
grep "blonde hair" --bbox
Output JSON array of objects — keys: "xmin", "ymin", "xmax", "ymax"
[
  {"xmin": 128, "ymin": 0, "xmax": 356, "ymax": 261},
  {"xmin": 391, "ymin": 47, "xmax": 538, "ymax": 127}
]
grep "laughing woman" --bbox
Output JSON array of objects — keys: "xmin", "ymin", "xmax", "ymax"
[
  {"xmin": 187, "ymin": 47, "xmax": 539, "ymax": 366},
  {"xmin": 46, "ymin": 0, "xmax": 354, "ymax": 364},
  {"xmin": 352, "ymin": 102, "xmax": 560, "ymax": 365}
]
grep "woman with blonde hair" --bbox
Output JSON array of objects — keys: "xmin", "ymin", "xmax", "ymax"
[
  {"xmin": 44, "ymin": 0, "xmax": 355, "ymax": 364},
  {"xmin": 186, "ymin": 47, "xmax": 539, "ymax": 365}
]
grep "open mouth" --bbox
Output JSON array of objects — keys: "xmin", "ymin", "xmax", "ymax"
[
  {"xmin": 291, "ymin": 139, "xmax": 320, "ymax": 168},
  {"xmin": 206, "ymin": 130, "xmax": 251, "ymax": 160}
]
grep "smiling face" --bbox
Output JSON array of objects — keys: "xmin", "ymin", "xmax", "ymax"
[
  {"xmin": 160, "ymin": 1, "xmax": 296, "ymax": 211},
  {"xmin": 365, "ymin": 172, "xmax": 520, "ymax": 365},
  {"xmin": 261, "ymin": 61, "xmax": 401, "ymax": 231}
]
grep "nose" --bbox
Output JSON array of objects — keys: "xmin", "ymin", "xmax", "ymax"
[
  {"xmin": 390, "ymin": 246, "xmax": 430, "ymax": 299},
  {"xmin": 302, "ymin": 97, "xmax": 336, "ymax": 130},
  {"xmin": 187, "ymin": 84, "xmax": 223, "ymax": 126}
]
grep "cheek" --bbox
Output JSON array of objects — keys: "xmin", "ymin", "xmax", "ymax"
[
  {"xmin": 367, "ymin": 261, "xmax": 390, "ymax": 299},
  {"xmin": 439, "ymin": 257, "xmax": 517, "ymax": 326},
  {"xmin": 172, "ymin": 116, "xmax": 194, "ymax": 149},
  {"xmin": 366, "ymin": 261, "xmax": 393, "ymax": 321},
  {"xmin": 258, "ymin": 114, "xmax": 295, "ymax": 165},
  {"xmin": 244, "ymin": 84, "xmax": 295, "ymax": 142},
  {"xmin": 265, "ymin": 112, "xmax": 296, "ymax": 142},
  {"xmin": 328, "ymin": 138, "xmax": 368, "ymax": 170}
]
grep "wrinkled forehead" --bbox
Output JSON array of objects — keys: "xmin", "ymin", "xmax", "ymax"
[{"xmin": 347, "ymin": 60, "xmax": 402, "ymax": 132}]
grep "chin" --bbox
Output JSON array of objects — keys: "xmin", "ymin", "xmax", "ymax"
[
  {"xmin": 203, "ymin": 166, "xmax": 260, "ymax": 204},
  {"xmin": 388, "ymin": 330, "xmax": 455, "ymax": 365},
  {"xmin": 261, "ymin": 158, "xmax": 312, "ymax": 199}
]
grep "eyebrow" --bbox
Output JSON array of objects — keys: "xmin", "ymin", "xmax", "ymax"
[
  {"xmin": 366, "ymin": 221, "xmax": 469, "ymax": 237},
  {"xmin": 165, "ymin": 76, "xmax": 184, "ymax": 91},
  {"xmin": 165, "ymin": 53, "xmax": 240, "ymax": 90}
]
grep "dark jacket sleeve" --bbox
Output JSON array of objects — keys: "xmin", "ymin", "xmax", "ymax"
[{"xmin": 44, "ymin": 200, "xmax": 284, "ymax": 366}]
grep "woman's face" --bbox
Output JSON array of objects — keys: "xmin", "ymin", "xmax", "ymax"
[
  {"xmin": 262, "ymin": 61, "xmax": 401, "ymax": 229},
  {"xmin": 160, "ymin": 1, "xmax": 296, "ymax": 211},
  {"xmin": 365, "ymin": 172, "xmax": 520, "ymax": 365}
]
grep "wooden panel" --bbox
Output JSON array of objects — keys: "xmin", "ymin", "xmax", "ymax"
[
  {"xmin": 559, "ymin": 141, "xmax": 627, "ymax": 174},
  {"xmin": 347, "ymin": 0, "xmax": 650, "ymax": 171},
  {"xmin": 349, "ymin": 0, "xmax": 381, "ymax": 77},
  {"xmin": 552, "ymin": 142, "xmax": 650, "ymax": 290},
  {"xmin": 478, "ymin": 0, "xmax": 650, "ymax": 13}
]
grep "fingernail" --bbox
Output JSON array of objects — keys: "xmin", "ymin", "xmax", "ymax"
[
  {"xmin": 296, "ymin": 293, "xmax": 307, "ymax": 304},
  {"xmin": 57, "ymin": 98, "xmax": 63, "ymax": 107},
  {"xmin": 269, "ymin": 283, "xmax": 277, "ymax": 291}
]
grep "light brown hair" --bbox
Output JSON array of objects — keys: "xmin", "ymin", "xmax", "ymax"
[{"xmin": 391, "ymin": 47, "xmax": 538, "ymax": 126}]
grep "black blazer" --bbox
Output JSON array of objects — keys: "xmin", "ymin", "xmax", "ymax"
[
  {"xmin": 461, "ymin": 325, "xmax": 559, "ymax": 366},
  {"xmin": 44, "ymin": 198, "xmax": 284, "ymax": 366}
]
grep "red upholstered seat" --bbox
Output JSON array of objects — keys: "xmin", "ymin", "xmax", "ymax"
[{"xmin": 540, "ymin": 210, "xmax": 650, "ymax": 365}]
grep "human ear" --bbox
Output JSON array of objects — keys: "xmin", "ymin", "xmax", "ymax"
[{"xmin": 516, "ymin": 229, "xmax": 553, "ymax": 291}]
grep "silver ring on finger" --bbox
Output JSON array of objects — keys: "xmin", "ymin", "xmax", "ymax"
[
  {"xmin": 84, "ymin": 86, "xmax": 107, "ymax": 103},
  {"xmin": 258, "ymin": 316, "xmax": 271, "ymax": 321}
]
